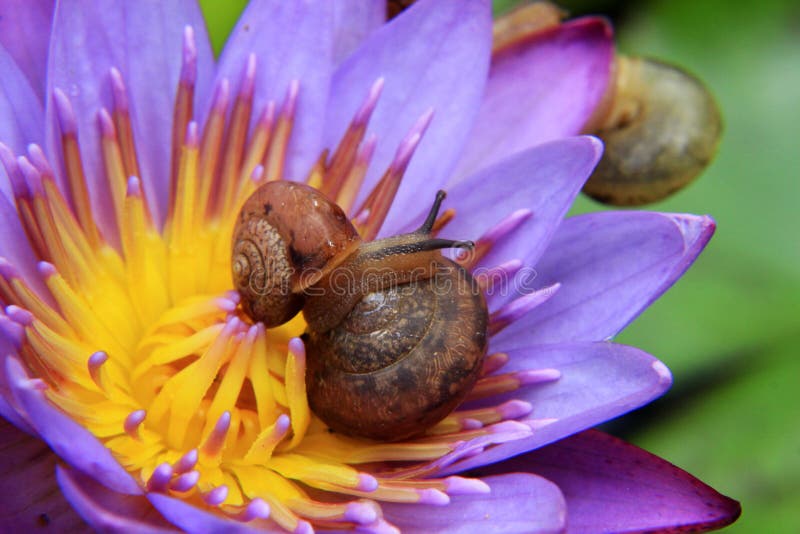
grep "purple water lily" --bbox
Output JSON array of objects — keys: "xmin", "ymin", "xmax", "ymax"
[{"xmin": 0, "ymin": 0, "xmax": 740, "ymax": 532}]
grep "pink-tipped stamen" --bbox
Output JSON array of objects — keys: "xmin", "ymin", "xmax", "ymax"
[
  {"xmin": 343, "ymin": 500, "xmax": 380, "ymax": 525},
  {"xmin": 236, "ymin": 498, "xmax": 271, "ymax": 522},
  {"xmin": 146, "ymin": 462, "xmax": 173, "ymax": 492},
  {"xmin": 201, "ymin": 410, "xmax": 231, "ymax": 458},
  {"xmin": 488, "ymin": 282, "xmax": 560, "ymax": 335},
  {"xmin": 6, "ymin": 305, "xmax": 34, "ymax": 327},
  {"xmin": 458, "ymin": 209, "xmax": 532, "ymax": 270},
  {"xmin": 416, "ymin": 488, "xmax": 449, "ymax": 506},
  {"xmin": 322, "ymin": 78, "xmax": 384, "ymax": 199},
  {"xmin": 52, "ymin": 88, "xmax": 78, "ymax": 135},
  {"xmin": 0, "ymin": 144, "xmax": 27, "ymax": 198},
  {"xmin": 474, "ymin": 259, "xmax": 524, "ymax": 294},
  {"xmin": 480, "ymin": 351, "xmax": 510, "ymax": 376},
  {"xmin": 443, "ymin": 476, "xmax": 491, "ymax": 495},
  {"xmin": 52, "ymin": 89, "xmax": 100, "ymax": 248},
  {"xmin": 169, "ymin": 470, "xmax": 200, "ymax": 492},
  {"xmin": 87, "ymin": 351, "xmax": 108, "ymax": 388},
  {"xmin": 170, "ymin": 26, "xmax": 198, "ymax": 197},
  {"xmin": 203, "ymin": 485, "xmax": 229, "ymax": 506},
  {"xmin": 468, "ymin": 368, "xmax": 561, "ymax": 401},
  {"xmin": 0, "ymin": 314, "xmax": 25, "ymax": 349},
  {"xmin": 356, "ymin": 109, "xmax": 434, "ymax": 240},
  {"xmin": 173, "ymin": 449, "xmax": 199, "ymax": 474},
  {"xmin": 108, "ymin": 68, "xmax": 142, "ymax": 184},
  {"xmin": 264, "ymin": 80, "xmax": 299, "ymax": 182},
  {"xmin": 356, "ymin": 473, "xmax": 379, "ymax": 492},
  {"xmin": 124, "ymin": 409, "xmax": 146, "ymax": 440},
  {"xmin": 181, "ymin": 26, "xmax": 198, "ymax": 86},
  {"xmin": 214, "ymin": 55, "xmax": 258, "ymax": 216},
  {"xmin": 26, "ymin": 145, "xmax": 55, "ymax": 178}
]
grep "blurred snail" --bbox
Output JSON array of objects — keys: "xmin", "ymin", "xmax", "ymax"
[
  {"xmin": 583, "ymin": 56, "xmax": 723, "ymax": 205},
  {"xmin": 489, "ymin": 3, "xmax": 723, "ymax": 205},
  {"xmin": 232, "ymin": 181, "xmax": 488, "ymax": 440}
]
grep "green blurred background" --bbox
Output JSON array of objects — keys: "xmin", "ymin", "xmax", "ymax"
[{"xmin": 199, "ymin": 1, "xmax": 800, "ymax": 531}]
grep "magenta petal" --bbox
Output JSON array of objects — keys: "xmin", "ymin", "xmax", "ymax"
[
  {"xmin": 332, "ymin": 1, "xmax": 385, "ymax": 65},
  {"xmin": 212, "ymin": 0, "xmax": 333, "ymax": 184},
  {"xmin": 5, "ymin": 357, "xmax": 141, "ymax": 495},
  {"xmin": 439, "ymin": 137, "xmax": 601, "ymax": 306},
  {"xmin": 46, "ymin": 0, "xmax": 214, "ymax": 230},
  {"xmin": 148, "ymin": 493, "xmax": 263, "ymax": 534},
  {"xmin": 442, "ymin": 342, "xmax": 671, "ymax": 474},
  {"xmin": 57, "ymin": 466, "xmax": 176, "ymax": 533},
  {"xmin": 452, "ymin": 17, "xmax": 613, "ymax": 180},
  {"xmin": 325, "ymin": 0, "xmax": 492, "ymax": 235},
  {"xmin": 0, "ymin": 0, "xmax": 54, "ymax": 103},
  {"xmin": 493, "ymin": 212, "xmax": 715, "ymax": 348},
  {"xmin": 0, "ymin": 418, "xmax": 86, "ymax": 530},
  {"xmin": 485, "ymin": 430, "xmax": 741, "ymax": 533},
  {"xmin": 382, "ymin": 473, "xmax": 565, "ymax": 533}
]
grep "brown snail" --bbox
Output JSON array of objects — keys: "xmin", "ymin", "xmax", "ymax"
[
  {"xmin": 583, "ymin": 55, "xmax": 723, "ymax": 205},
  {"xmin": 232, "ymin": 181, "xmax": 488, "ymax": 440}
]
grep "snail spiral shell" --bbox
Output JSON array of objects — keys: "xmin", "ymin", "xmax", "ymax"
[
  {"xmin": 233, "ymin": 182, "xmax": 488, "ymax": 440},
  {"xmin": 305, "ymin": 259, "xmax": 488, "ymax": 441}
]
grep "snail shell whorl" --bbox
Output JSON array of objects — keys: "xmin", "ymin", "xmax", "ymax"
[
  {"xmin": 232, "ymin": 216, "xmax": 304, "ymax": 326},
  {"xmin": 305, "ymin": 259, "xmax": 488, "ymax": 441},
  {"xmin": 232, "ymin": 181, "xmax": 361, "ymax": 327}
]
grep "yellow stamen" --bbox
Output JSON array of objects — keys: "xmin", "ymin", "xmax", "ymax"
[
  {"xmin": 283, "ymin": 338, "xmax": 310, "ymax": 449},
  {"xmin": 196, "ymin": 81, "xmax": 229, "ymax": 220},
  {"xmin": 264, "ymin": 81, "xmax": 297, "ymax": 181},
  {"xmin": 60, "ymin": 130, "xmax": 102, "ymax": 249}
]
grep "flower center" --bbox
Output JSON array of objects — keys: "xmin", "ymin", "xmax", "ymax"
[{"xmin": 0, "ymin": 27, "xmax": 562, "ymax": 532}]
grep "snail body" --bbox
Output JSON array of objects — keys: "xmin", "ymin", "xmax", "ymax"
[{"xmin": 232, "ymin": 181, "xmax": 488, "ymax": 440}]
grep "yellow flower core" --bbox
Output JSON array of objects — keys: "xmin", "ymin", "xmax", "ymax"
[{"xmin": 0, "ymin": 47, "xmax": 547, "ymax": 531}]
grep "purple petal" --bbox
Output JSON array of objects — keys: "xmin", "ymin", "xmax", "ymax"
[
  {"xmin": 332, "ymin": 1, "xmax": 385, "ymax": 65},
  {"xmin": 493, "ymin": 212, "xmax": 715, "ymax": 348},
  {"xmin": 46, "ymin": 0, "xmax": 214, "ymax": 230},
  {"xmin": 0, "ymin": 417, "xmax": 86, "ymax": 530},
  {"xmin": 0, "ymin": 353, "xmax": 36, "ymax": 434},
  {"xmin": 0, "ymin": 43, "xmax": 45, "ymax": 148},
  {"xmin": 439, "ymin": 137, "xmax": 601, "ymax": 306},
  {"xmin": 452, "ymin": 17, "xmax": 613, "ymax": 181},
  {"xmin": 211, "ymin": 0, "xmax": 334, "ymax": 184},
  {"xmin": 57, "ymin": 466, "xmax": 177, "ymax": 533},
  {"xmin": 0, "ymin": 396, "xmax": 34, "ymax": 435},
  {"xmin": 0, "ymin": 193, "xmax": 46, "ymax": 297},
  {"xmin": 324, "ymin": 0, "xmax": 492, "ymax": 235},
  {"xmin": 441, "ymin": 342, "xmax": 671, "ymax": 474},
  {"xmin": 0, "ymin": 44, "xmax": 45, "ymax": 201},
  {"xmin": 148, "ymin": 493, "xmax": 264, "ymax": 534},
  {"xmin": 382, "ymin": 473, "xmax": 565, "ymax": 533},
  {"xmin": 5, "ymin": 357, "xmax": 141, "ymax": 495},
  {"xmin": 0, "ymin": 0, "xmax": 54, "ymax": 102},
  {"xmin": 481, "ymin": 430, "xmax": 741, "ymax": 533}
]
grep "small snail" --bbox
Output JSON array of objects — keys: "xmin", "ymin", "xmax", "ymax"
[
  {"xmin": 583, "ymin": 56, "xmax": 723, "ymax": 205},
  {"xmin": 232, "ymin": 182, "xmax": 488, "ymax": 440}
]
